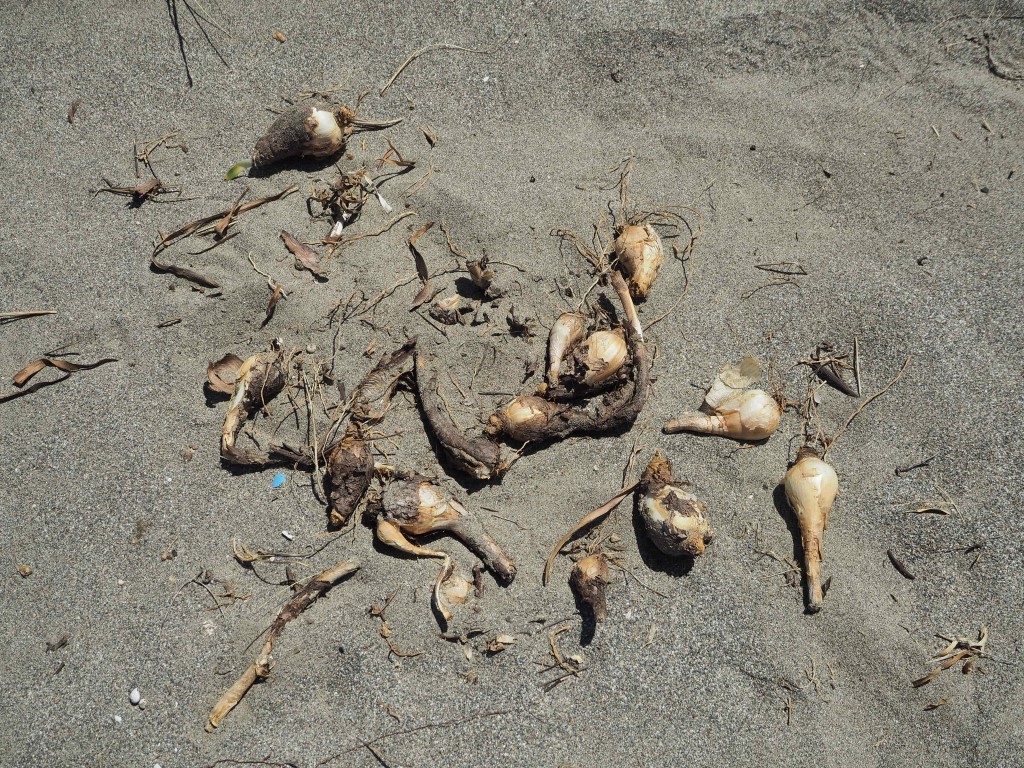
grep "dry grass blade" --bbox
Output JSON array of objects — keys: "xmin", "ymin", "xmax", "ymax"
[
  {"xmin": 12, "ymin": 356, "xmax": 118, "ymax": 387},
  {"xmin": 408, "ymin": 222, "xmax": 435, "ymax": 307},
  {"xmin": 380, "ymin": 43, "xmax": 501, "ymax": 96},
  {"xmin": 543, "ymin": 483, "xmax": 637, "ymax": 585},
  {"xmin": 206, "ymin": 559, "xmax": 360, "ymax": 731},
  {"xmin": 0, "ymin": 310, "xmax": 57, "ymax": 322},
  {"xmin": 154, "ymin": 183, "xmax": 298, "ymax": 256}
]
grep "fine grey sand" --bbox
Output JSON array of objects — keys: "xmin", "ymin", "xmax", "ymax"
[{"xmin": 2, "ymin": 2, "xmax": 1023, "ymax": 767}]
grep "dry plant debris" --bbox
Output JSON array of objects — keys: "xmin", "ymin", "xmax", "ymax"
[
  {"xmin": 1, "ymin": 355, "xmax": 118, "ymax": 405},
  {"xmin": 371, "ymin": 473, "xmax": 516, "ymax": 622},
  {"xmin": 95, "ymin": 177, "xmax": 173, "ymax": 207},
  {"xmin": 280, "ymin": 230, "xmax": 327, "ymax": 279},
  {"xmin": 912, "ymin": 627, "xmax": 988, "ymax": 688},
  {"xmin": 205, "ymin": 559, "xmax": 360, "ymax": 730},
  {"xmin": 152, "ymin": 183, "xmax": 298, "ymax": 286}
]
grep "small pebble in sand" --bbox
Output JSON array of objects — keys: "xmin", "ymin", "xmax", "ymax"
[
  {"xmin": 129, "ymin": 688, "xmax": 141, "ymax": 705},
  {"xmin": 113, "ymin": 714, "xmax": 122, "ymax": 724}
]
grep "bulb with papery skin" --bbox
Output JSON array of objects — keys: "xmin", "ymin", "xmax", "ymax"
[
  {"xmin": 547, "ymin": 313, "xmax": 586, "ymax": 386},
  {"xmin": 614, "ymin": 223, "xmax": 664, "ymax": 299},
  {"xmin": 637, "ymin": 451, "xmax": 714, "ymax": 556},
  {"xmin": 784, "ymin": 446, "xmax": 838, "ymax": 614},
  {"xmin": 575, "ymin": 329, "xmax": 627, "ymax": 386},
  {"xmin": 664, "ymin": 356, "xmax": 781, "ymax": 441}
]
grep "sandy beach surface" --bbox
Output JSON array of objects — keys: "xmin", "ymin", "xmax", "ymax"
[{"xmin": 2, "ymin": 2, "xmax": 1022, "ymax": 766}]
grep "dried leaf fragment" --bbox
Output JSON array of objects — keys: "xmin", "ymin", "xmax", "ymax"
[
  {"xmin": 280, "ymin": 230, "xmax": 327, "ymax": 279},
  {"xmin": 206, "ymin": 354, "xmax": 244, "ymax": 395},
  {"xmin": 13, "ymin": 356, "xmax": 118, "ymax": 387}
]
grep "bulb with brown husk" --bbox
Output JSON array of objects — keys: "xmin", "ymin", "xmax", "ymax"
[
  {"xmin": 664, "ymin": 356, "xmax": 781, "ymax": 441},
  {"xmin": 784, "ymin": 445, "xmax": 838, "ymax": 613},
  {"xmin": 614, "ymin": 222, "xmax": 664, "ymax": 299},
  {"xmin": 373, "ymin": 474, "xmax": 516, "ymax": 620},
  {"xmin": 323, "ymin": 426, "xmax": 374, "ymax": 528},
  {"xmin": 637, "ymin": 451, "xmax": 714, "ymax": 557},
  {"xmin": 570, "ymin": 553, "xmax": 611, "ymax": 621},
  {"xmin": 227, "ymin": 104, "xmax": 403, "ymax": 178}
]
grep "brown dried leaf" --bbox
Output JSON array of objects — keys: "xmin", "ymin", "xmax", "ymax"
[
  {"xmin": 411, "ymin": 280, "xmax": 433, "ymax": 309},
  {"xmin": 206, "ymin": 354, "xmax": 244, "ymax": 394},
  {"xmin": 280, "ymin": 230, "xmax": 327, "ymax": 279},
  {"xmin": 12, "ymin": 356, "xmax": 118, "ymax": 387},
  {"xmin": 262, "ymin": 284, "xmax": 284, "ymax": 328},
  {"xmin": 409, "ymin": 222, "xmax": 434, "ymax": 279}
]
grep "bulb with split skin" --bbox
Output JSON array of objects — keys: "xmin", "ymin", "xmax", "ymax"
[
  {"xmin": 664, "ymin": 356, "xmax": 781, "ymax": 441},
  {"xmin": 614, "ymin": 222, "xmax": 664, "ymax": 299},
  {"xmin": 637, "ymin": 451, "xmax": 714, "ymax": 556},
  {"xmin": 574, "ymin": 329, "xmax": 628, "ymax": 387},
  {"xmin": 784, "ymin": 445, "xmax": 838, "ymax": 614}
]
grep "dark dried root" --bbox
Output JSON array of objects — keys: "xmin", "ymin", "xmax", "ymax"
[
  {"xmin": 323, "ymin": 427, "xmax": 373, "ymax": 527},
  {"xmin": 415, "ymin": 353, "xmax": 505, "ymax": 480}
]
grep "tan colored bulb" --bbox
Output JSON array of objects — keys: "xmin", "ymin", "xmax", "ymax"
[
  {"xmin": 576, "ymin": 329, "xmax": 627, "ymax": 386},
  {"xmin": 664, "ymin": 356, "xmax": 781, "ymax": 441},
  {"xmin": 487, "ymin": 395, "xmax": 559, "ymax": 440},
  {"xmin": 784, "ymin": 446, "xmax": 838, "ymax": 614},
  {"xmin": 570, "ymin": 554, "xmax": 611, "ymax": 621},
  {"xmin": 637, "ymin": 452, "xmax": 714, "ymax": 556},
  {"xmin": 547, "ymin": 313, "xmax": 587, "ymax": 386},
  {"xmin": 378, "ymin": 475, "xmax": 516, "ymax": 583},
  {"xmin": 614, "ymin": 223, "xmax": 664, "ymax": 299}
]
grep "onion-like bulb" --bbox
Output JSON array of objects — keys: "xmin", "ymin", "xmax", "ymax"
[
  {"xmin": 576, "ymin": 329, "xmax": 627, "ymax": 386},
  {"xmin": 614, "ymin": 223, "xmax": 664, "ymax": 299},
  {"xmin": 664, "ymin": 356, "xmax": 781, "ymax": 441},
  {"xmin": 637, "ymin": 451, "xmax": 714, "ymax": 556},
  {"xmin": 379, "ymin": 475, "xmax": 516, "ymax": 583},
  {"xmin": 784, "ymin": 446, "xmax": 838, "ymax": 614},
  {"xmin": 486, "ymin": 395, "xmax": 562, "ymax": 442},
  {"xmin": 547, "ymin": 313, "xmax": 586, "ymax": 386}
]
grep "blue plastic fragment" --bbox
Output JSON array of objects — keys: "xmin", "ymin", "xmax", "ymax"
[{"xmin": 272, "ymin": 473, "xmax": 287, "ymax": 489}]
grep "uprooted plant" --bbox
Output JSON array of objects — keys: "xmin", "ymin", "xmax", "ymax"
[
  {"xmin": 486, "ymin": 271, "xmax": 650, "ymax": 445},
  {"xmin": 323, "ymin": 340, "xmax": 417, "ymax": 527},
  {"xmin": 227, "ymin": 99, "xmax": 403, "ymax": 178},
  {"xmin": 664, "ymin": 356, "xmax": 782, "ymax": 442},
  {"xmin": 784, "ymin": 443, "xmax": 839, "ymax": 614},
  {"xmin": 370, "ymin": 471, "xmax": 516, "ymax": 622}
]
